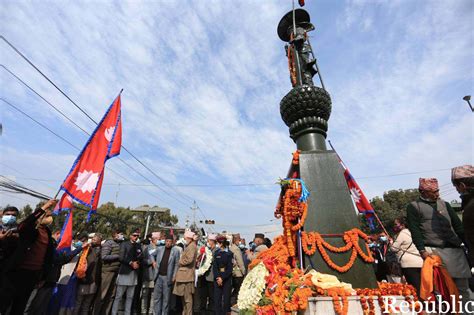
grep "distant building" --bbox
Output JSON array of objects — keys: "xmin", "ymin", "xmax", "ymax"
[{"xmin": 451, "ymin": 201, "xmax": 462, "ymax": 221}]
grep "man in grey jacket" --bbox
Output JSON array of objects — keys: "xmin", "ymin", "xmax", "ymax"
[
  {"xmin": 152, "ymin": 234, "xmax": 180, "ymax": 315},
  {"xmin": 95, "ymin": 230, "xmax": 124, "ymax": 315}
]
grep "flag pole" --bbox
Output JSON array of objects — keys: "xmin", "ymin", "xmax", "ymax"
[{"xmin": 328, "ymin": 140, "xmax": 391, "ymax": 237}]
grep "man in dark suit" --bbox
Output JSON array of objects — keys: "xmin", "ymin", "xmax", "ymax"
[
  {"xmin": 152, "ymin": 234, "xmax": 180, "ymax": 315},
  {"xmin": 111, "ymin": 230, "xmax": 143, "ymax": 315}
]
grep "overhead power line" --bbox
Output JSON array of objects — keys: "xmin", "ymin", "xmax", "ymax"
[
  {"xmin": 0, "ymin": 98, "xmax": 192, "ymax": 215},
  {"xmin": 0, "ymin": 35, "xmax": 207, "ymax": 218},
  {"xmin": 0, "ymin": 35, "xmax": 195, "ymax": 208},
  {"xmin": 0, "ymin": 64, "xmax": 192, "ymax": 210}
]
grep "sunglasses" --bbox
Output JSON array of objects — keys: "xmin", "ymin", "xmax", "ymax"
[{"xmin": 132, "ymin": 234, "xmax": 139, "ymax": 237}]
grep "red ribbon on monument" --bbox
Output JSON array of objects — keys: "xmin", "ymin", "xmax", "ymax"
[{"xmin": 55, "ymin": 93, "xmax": 122, "ymax": 219}]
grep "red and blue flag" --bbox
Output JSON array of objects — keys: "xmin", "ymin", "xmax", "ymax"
[
  {"xmin": 53, "ymin": 193, "xmax": 74, "ymax": 215},
  {"xmin": 339, "ymin": 160, "xmax": 376, "ymax": 230},
  {"xmin": 58, "ymin": 93, "xmax": 122, "ymax": 217},
  {"xmin": 57, "ymin": 210, "xmax": 73, "ymax": 253}
]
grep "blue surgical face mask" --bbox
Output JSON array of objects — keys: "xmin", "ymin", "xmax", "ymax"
[
  {"xmin": 158, "ymin": 240, "xmax": 165, "ymax": 246},
  {"xmin": 238, "ymin": 244, "xmax": 245, "ymax": 250},
  {"xmin": 2, "ymin": 215, "xmax": 16, "ymax": 225},
  {"xmin": 380, "ymin": 236, "xmax": 388, "ymax": 242},
  {"xmin": 74, "ymin": 241, "xmax": 83, "ymax": 248}
]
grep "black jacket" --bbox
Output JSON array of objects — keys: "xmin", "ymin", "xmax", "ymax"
[
  {"xmin": 462, "ymin": 192, "xmax": 474, "ymax": 266},
  {"xmin": 212, "ymin": 248, "xmax": 233, "ymax": 281},
  {"xmin": 118, "ymin": 241, "xmax": 143, "ymax": 274}
]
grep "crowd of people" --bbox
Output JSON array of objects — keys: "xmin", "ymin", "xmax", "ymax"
[
  {"xmin": 0, "ymin": 197, "xmax": 272, "ymax": 315},
  {"xmin": 369, "ymin": 166, "xmax": 474, "ymax": 305},
  {"xmin": 0, "ymin": 165, "xmax": 473, "ymax": 314}
]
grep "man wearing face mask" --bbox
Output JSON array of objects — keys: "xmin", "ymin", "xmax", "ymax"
[
  {"xmin": 96, "ymin": 229, "xmax": 124, "ymax": 315},
  {"xmin": 0, "ymin": 207, "xmax": 20, "ymax": 271},
  {"xmin": 407, "ymin": 178, "xmax": 471, "ymax": 304},
  {"xmin": 0, "ymin": 199, "xmax": 57, "ymax": 315},
  {"xmin": 152, "ymin": 234, "xmax": 180, "ymax": 315},
  {"xmin": 246, "ymin": 233, "xmax": 268, "ymax": 262},
  {"xmin": 196, "ymin": 234, "xmax": 217, "ymax": 314}
]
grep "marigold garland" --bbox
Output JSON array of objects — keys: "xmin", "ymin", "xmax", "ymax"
[
  {"xmin": 301, "ymin": 229, "xmax": 374, "ymax": 273},
  {"xmin": 76, "ymin": 246, "xmax": 89, "ymax": 279},
  {"xmin": 239, "ymin": 150, "xmax": 417, "ymax": 315}
]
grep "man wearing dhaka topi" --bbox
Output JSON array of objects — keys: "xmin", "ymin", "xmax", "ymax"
[{"xmin": 406, "ymin": 178, "xmax": 471, "ymax": 305}]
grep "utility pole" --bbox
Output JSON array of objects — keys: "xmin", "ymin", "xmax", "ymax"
[{"xmin": 190, "ymin": 201, "xmax": 197, "ymax": 229}]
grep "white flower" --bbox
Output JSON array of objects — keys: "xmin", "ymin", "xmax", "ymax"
[
  {"xmin": 74, "ymin": 170, "xmax": 99, "ymax": 193},
  {"xmin": 237, "ymin": 262, "xmax": 269, "ymax": 311},
  {"xmin": 197, "ymin": 246, "xmax": 213, "ymax": 276}
]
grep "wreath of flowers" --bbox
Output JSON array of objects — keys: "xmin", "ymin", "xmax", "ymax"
[
  {"xmin": 196, "ymin": 246, "xmax": 213, "ymax": 277},
  {"xmin": 237, "ymin": 262, "xmax": 269, "ymax": 311},
  {"xmin": 301, "ymin": 228, "xmax": 375, "ymax": 273}
]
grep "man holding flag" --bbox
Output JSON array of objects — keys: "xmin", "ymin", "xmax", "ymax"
[
  {"xmin": 2, "ymin": 92, "xmax": 123, "ymax": 315},
  {"xmin": 26, "ymin": 211, "xmax": 86, "ymax": 315},
  {"xmin": 0, "ymin": 199, "xmax": 58, "ymax": 315}
]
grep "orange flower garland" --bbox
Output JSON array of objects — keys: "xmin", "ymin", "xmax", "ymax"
[
  {"xmin": 280, "ymin": 179, "xmax": 308, "ymax": 257},
  {"xmin": 356, "ymin": 283, "xmax": 419, "ymax": 315},
  {"xmin": 301, "ymin": 229, "xmax": 374, "ymax": 273},
  {"xmin": 76, "ymin": 246, "xmax": 90, "ymax": 279},
  {"xmin": 239, "ymin": 150, "xmax": 419, "ymax": 315}
]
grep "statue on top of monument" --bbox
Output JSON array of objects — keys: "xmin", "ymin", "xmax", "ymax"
[
  {"xmin": 277, "ymin": 8, "xmax": 331, "ymax": 148},
  {"xmin": 278, "ymin": 9, "xmax": 318, "ymax": 87}
]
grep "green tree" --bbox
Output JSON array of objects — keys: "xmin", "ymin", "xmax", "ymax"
[
  {"xmin": 49, "ymin": 202, "xmax": 179, "ymax": 240},
  {"xmin": 360, "ymin": 188, "xmax": 419, "ymax": 235}
]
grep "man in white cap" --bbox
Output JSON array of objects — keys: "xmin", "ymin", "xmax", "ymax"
[
  {"xmin": 451, "ymin": 165, "xmax": 474, "ymax": 266},
  {"xmin": 407, "ymin": 178, "xmax": 471, "ymax": 305},
  {"xmin": 172, "ymin": 230, "xmax": 197, "ymax": 315},
  {"xmin": 196, "ymin": 233, "xmax": 217, "ymax": 314}
]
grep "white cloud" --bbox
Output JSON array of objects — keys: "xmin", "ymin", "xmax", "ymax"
[{"xmin": 1, "ymin": 0, "xmax": 472, "ymax": 241}]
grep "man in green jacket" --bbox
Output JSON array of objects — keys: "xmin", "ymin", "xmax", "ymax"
[{"xmin": 406, "ymin": 178, "xmax": 471, "ymax": 304}]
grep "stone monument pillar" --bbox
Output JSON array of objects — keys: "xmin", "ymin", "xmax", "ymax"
[{"xmin": 277, "ymin": 9, "xmax": 377, "ymax": 288}]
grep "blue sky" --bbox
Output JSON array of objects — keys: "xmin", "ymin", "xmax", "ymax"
[{"xmin": 1, "ymin": 0, "xmax": 472, "ymax": 241}]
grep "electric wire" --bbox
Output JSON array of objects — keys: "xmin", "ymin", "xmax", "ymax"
[
  {"xmin": 0, "ymin": 36, "xmax": 195, "ymax": 207},
  {"xmin": 0, "ymin": 98, "xmax": 193, "ymax": 216},
  {"xmin": 0, "ymin": 176, "xmax": 170, "ymax": 230},
  {"xmin": 0, "ymin": 65, "xmax": 192, "ymax": 209}
]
